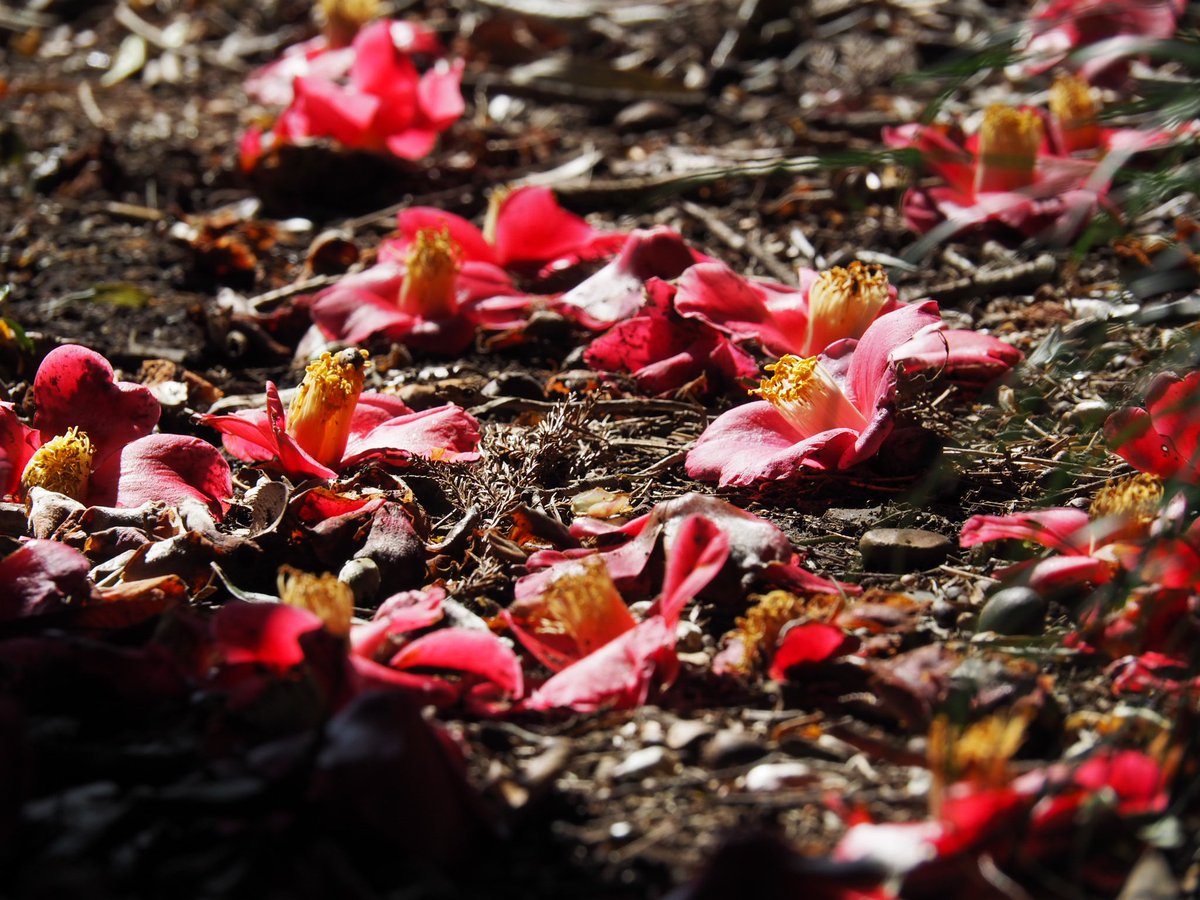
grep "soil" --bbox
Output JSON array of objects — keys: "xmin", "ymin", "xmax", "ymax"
[{"xmin": 2, "ymin": 1, "xmax": 1198, "ymax": 898}]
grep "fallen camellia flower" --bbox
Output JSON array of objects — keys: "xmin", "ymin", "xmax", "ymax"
[
  {"xmin": 674, "ymin": 260, "xmax": 1021, "ymax": 388},
  {"xmin": 0, "ymin": 538, "xmax": 91, "ymax": 620},
  {"xmin": 242, "ymin": 18, "xmax": 464, "ymax": 168},
  {"xmin": 1013, "ymin": 0, "xmax": 1186, "ymax": 83},
  {"xmin": 508, "ymin": 515, "xmax": 729, "ymax": 712},
  {"xmin": 199, "ymin": 348, "xmax": 479, "ymax": 481},
  {"xmin": 1105, "ymin": 370, "xmax": 1200, "ymax": 485},
  {"xmin": 884, "ymin": 104, "xmax": 1102, "ymax": 240},
  {"xmin": 308, "ymin": 227, "xmax": 533, "ymax": 354},
  {"xmin": 0, "ymin": 345, "xmax": 231, "ymax": 518},
  {"xmin": 685, "ymin": 303, "xmax": 942, "ymax": 486},
  {"xmin": 583, "ymin": 278, "xmax": 759, "ymax": 396},
  {"xmin": 382, "ymin": 185, "xmax": 627, "ymax": 282}
]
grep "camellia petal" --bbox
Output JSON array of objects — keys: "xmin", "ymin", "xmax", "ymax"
[
  {"xmin": 0, "ymin": 539, "xmax": 92, "ymax": 620},
  {"xmin": 90, "ymin": 434, "xmax": 233, "ymax": 517},
  {"xmin": 388, "ymin": 628, "xmax": 524, "ymax": 699}
]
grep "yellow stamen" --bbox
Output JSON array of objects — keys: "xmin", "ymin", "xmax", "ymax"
[
  {"xmin": 1088, "ymin": 473, "xmax": 1163, "ymax": 538},
  {"xmin": 723, "ymin": 590, "xmax": 841, "ymax": 675},
  {"xmin": 1049, "ymin": 73, "xmax": 1101, "ymax": 155},
  {"xmin": 753, "ymin": 355, "xmax": 868, "ymax": 436},
  {"xmin": 507, "ymin": 556, "xmax": 635, "ymax": 667},
  {"xmin": 20, "ymin": 426, "xmax": 94, "ymax": 502},
  {"xmin": 317, "ymin": 0, "xmax": 379, "ymax": 47},
  {"xmin": 286, "ymin": 348, "xmax": 369, "ymax": 468},
  {"xmin": 804, "ymin": 261, "xmax": 891, "ymax": 354},
  {"xmin": 975, "ymin": 105, "xmax": 1043, "ymax": 193},
  {"xmin": 482, "ymin": 186, "xmax": 512, "ymax": 246},
  {"xmin": 278, "ymin": 565, "xmax": 354, "ymax": 637},
  {"xmin": 400, "ymin": 227, "xmax": 462, "ymax": 318}
]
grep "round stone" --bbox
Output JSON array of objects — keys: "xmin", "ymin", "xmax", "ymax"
[
  {"xmin": 977, "ymin": 587, "xmax": 1048, "ymax": 635},
  {"xmin": 859, "ymin": 528, "xmax": 952, "ymax": 573}
]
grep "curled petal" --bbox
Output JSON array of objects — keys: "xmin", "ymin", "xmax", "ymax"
[
  {"xmin": 389, "ymin": 628, "xmax": 524, "ymax": 698},
  {"xmin": 960, "ymin": 509, "xmax": 1092, "ymax": 554},
  {"xmin": 91, "ymin": 434, "xmax": 233, "ymax": 518},
  {"xmin": 342, "ymin": 403, "xmax": 480, "ymax": 465}
]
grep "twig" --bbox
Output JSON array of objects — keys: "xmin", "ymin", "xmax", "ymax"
[
  {"xmin": 900, "ymin": 254, "xmax": 1057, "ymax": 303},
  {"xmin": 680, "ymin": 200, "xmax": 796, "ymax": 284}
]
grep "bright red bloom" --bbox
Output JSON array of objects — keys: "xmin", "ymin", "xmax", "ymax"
[
  {"xmin": 583, "ymin": 278, "xmax": 759, "ymax": 395},
  {"xmin": 309, "ymin": 228, "xmax": 531, "ymax": 354},
  {"xmin": 242, "ymin": 19, "xmax": 463, "ymax": 167},
  {"xmin": 199, "ymin": 350, "xmax": 479, "ymax": 481},
  {"xmin": 382, "ymin": 185, "xmax": 627, "ymax": 280},
  {"xmin": 685, "ymin": 303, "xmax": 942, "ymax": 486},
  {"xmin": 1015, "ymin": 0, "xmax": 1185, "ymax": 83},
  {"xmin": 0, "ymin": 345, "xmax": 231, "ymax": 518},
  {"xmin": 1105, "ymin": 370, "xmax": 1200, "ymax": 485}
]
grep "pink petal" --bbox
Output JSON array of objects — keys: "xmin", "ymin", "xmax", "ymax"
[
  {"xmin": 91, "ymin": 433, "xmax": 233, "ymax": 518},
  {"xmin": 894, "ymin": 328, "xmax": 1022, "ymax": 387},
  {"xmin": 659, "ymin": 515, "xmax": 730, "ymax": 624},
  {"xmin": 1145, "ymin": 371, "xmax": 1200, "ymax": 472},
  {"xmin": 0, "ymin": 404, "xmax": 38, "ymax": 498},
  {"xmin": 198, "ymin": 407, "xmax": 278, "ymax": 464},
  {"xmin": 389, "ymin": 209, "xmax": 496, "ymax": 265},
  {"xmin": 284, "ymin": 76, "xmax": 380, "ymax": 146},
  {"xmin": 960, "ymin": 508, "xmax": 1092, "ymax": 554},
  {"xmin": 768, "ymin": 622, "xmax": 856, "ymax": 681},
  {"xmin": 342, "ymin": 403, "xmax": 481, "ymax": 465},
  {"xmin": 492, "ymin": 186, "xmax": 607, "ymax": 270},
  {"xmin": 389, "ymin": 628, "xmax": 524, "ymax": 698},
  {"xmin": 263, "ymin": 382, "xmax": 339, "ymax": 479},
  {"xmin": 353, "ymin": 586, "xmax": 446, "ymax": 659},
  {"xmin": 349, "ymin": 20, "xmax": 420, "ymax": 97},
  {"xmin": 840, "ymin": 301, "xmax": 941, "ymax": 413},
  {"xmin": 213, "ymin": 601, "xmax": 323, "ymax": 670},
  {"xmin": 32, "ymin": 345, "xmax": 159, "ymax": 454},
  {"xmin": 522, "ymin": 617, "xmax": 678, "ymax": 712},
  {"xmin": 385, "ymin": 128, "xmax": 442, "ymax": 161},
  {"xmin": 674, "ymin": 262, "xmax": 810, "ymax": 355},
  {"xmin": 0, "ymin": 539, "xmax": 91, "ymax": 619},
  {"xmin": 416, "ymin": 60, "xmax": 465, "ymax": 129}
]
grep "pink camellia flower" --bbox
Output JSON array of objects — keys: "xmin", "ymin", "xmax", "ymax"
[
  {"xmin": 1105, "ymin": 370, "xmax": 1200, "ymax": 485},
  {"xmin": 198, "ymin": 349, "xmax": 479, "ymax": 481},
  {"xmin": 685, "ymin": 303, "xmax": 944, "ymax": 486},
  {"xmin": 242, "ymin": 19, "xmax": 464, "ymax": 168},
  {"xmin": 381, "ymin": 185, "xmax": 628, "ymax": 281},
  {"xmin": 674, "ymin": 260, "xmax": 1021, "ymax": 388},
  {"xmin": 0, "ymin": 345, "xmax": 231, "ymax": 517},
  {"xmin": 583, "ymin": 278, "xmax": 759, "ymax": 395},
  {"xmin": 885, "ymin": 105, "xmax": 1104, "ymax": 240},
  {"xmin": 309, "ymin": 227, "xmax": 532, "ymax": 354},
  {"xmin": 507, "ymin": 515, "xmax": 730, "ymax": 712},
  {"xmin": 1014, "ymin": 0, "xmax": 1185, "ymax": 83}
]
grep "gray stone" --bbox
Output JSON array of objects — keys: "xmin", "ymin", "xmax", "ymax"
[
  {"xmin": 977, "ymin": 587, "xmax": 1047, "ymax": 636},
  {"xmin": 701, "ymin": 730, "xmax": 768, "ymax": 769},
  {"xmin": 612, "ymin": 745, "xmax": 673, "ymax": 780},
  {"xmin": 859, "ymin": 528, "xmax": 952, "ymax": 573}
]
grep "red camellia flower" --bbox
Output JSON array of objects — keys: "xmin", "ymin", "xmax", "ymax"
[
  {"xmin": 199, "ymin": 349, "xmax": 479, "ymax": 481},
  {"xmin": 0, "ymin": 345, "xmax": 231, "ymax": 518},
  {"xmin": 1105, "ymin": 370, "xmax": 1200, "ymax": 485},
  {"xmin": 309, "ymin": 227, "xmax": 532, "ymax": 354},
  {"xmin": 1014, "ymin": 0, "xmax": 1185, "ymax": 83},
  {"xmin": 381, "ymin": 185, "xmax": 627, "ymax": 281},
  {"xmin": 685, "ymin": 303, "xmax": 943, "ymax": 486},
  {"xmin": 242, "ymin": 18, "xmax": 464, "ymax": 168}
]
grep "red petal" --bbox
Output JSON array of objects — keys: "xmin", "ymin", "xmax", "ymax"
[
  {"xmin": 213, "ymin": 600, "xmax": 323, "ymax": 670},
  {"xmin": 0, "ymin": 539, "xmax": 91, "ymax": 620},
  {"xmin": 342, "ymin": 403, "xmax": 480, "ymax": 466},
  {"xmin": 960, "ymin": 508, "xmax": 1092, "ymax": 554},
  {"xmin": 768, "ymin": 623, "xmax": 856, "ymax": 681},
  {"xmin": 660, "ymin": 515, "xmax": 730, "ymax": 624},
  {"xmin": 91, "ymin": 434, "xmax": 232, "ymax": 518},
  {"xmin": 389, "ymin": 628, "xmax": 524, "ymax": 698},
  {"xmin": 492, "ymin": 186, "xmax": 605, "ymax": 270}
]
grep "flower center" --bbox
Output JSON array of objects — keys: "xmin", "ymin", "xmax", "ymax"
[
  {"xmin": 724, "ymin": 590, "xmax": 841, "ymax": 675},
  {"xmin": 400, "ymin": 227, "xmax": 462, "ymax": 318},
  {"xmin": 286, "ymin": 348, "xmax": 369, "ymax": 468},
  {"xmin": 21, "ymin": 426, "xmax": 94, "ymax": 502},
  {"xmin": 278, "ymin": 565, "xmax": 354, "ymax": 637},
  {"xmin": 1049, "ymin": 73, "xmax": 1101, "ymax": 155},
  {"xmin": 1088, "ymin": 472, "xmax": 1163, "ymax": 537},
  {"xmin": 508, "ymin": 556, "xmax": 635, "ymax": 669},
  {"xmin": 975, "ymin": 105, "xmax": 1042, "ymax": 193},
  {"xmin": 804, "ymin": 261, "xmax": 890, "ymax": 354},
  {"xmin": 753, "ymin": 355, "xmax": 868, "ymax": 437}
]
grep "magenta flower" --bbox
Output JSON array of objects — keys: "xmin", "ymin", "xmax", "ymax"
[
  {"xmin": 199, "ymin": 349, "xmax": 479, "ymax": 481},
  {"xmin": 242, "ymin": 19, "xmax": 464, "ymax": 168},
  {"xmin": 1105, "ymin": 370, "xmax": 1200, "ymax": 485},
  {"xmin": 309, "ymin": 227, "xmax": 531, "ymax": 354},
  {"xmin": 0, "ymin": 345, "xmax": 231, "ymax": 517},
  {"xmin": 381, "ymin": 185, "xmax": 627, "ymax": 281},
  {"xmin": 685, "ymin": 303, "xmax": 944, "ymax": 486},
  {"xmin": 583, "ymin": 278, "xmax": 759, "ymax": 395},
  {"xmin": 1015, "ymin": 0, "xmax": 1185, "ymax": 83}
]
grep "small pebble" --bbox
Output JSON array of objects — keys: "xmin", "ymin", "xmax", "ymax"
[
  {"xmin": 743, "ymin": 762, "xmax": 813, "ymax": 792},
  {"xmin": 614, "ymin": 100, "xmax": 680, "ymax": 131},
  {"xmin": 701, "ymin": 730, "xmax": 767, "ymax": 769},
  {"xmin": 859, "ymin": 528, "xmax": 951, "ymax": 572},
  {"xmin": 977, "ymin": 587, "xmax": 1047, "ymax": 636},
  {"xmin": 1066, "ymin": 399, "xmax": 1110, "ymax": 428},
  {"xmin": 666, "ymin": 719, "xmax": 714, "ymax": 752},
  {"xmin": 612, "ymin": 745, "xmax": 672, "ymax": 780}
]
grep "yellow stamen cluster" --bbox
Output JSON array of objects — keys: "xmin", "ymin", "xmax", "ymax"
[
  {"xmin": 1089, "ymin": 473, "xmax": 1163, "ymax": 534},
  {"xmin": 400, "ymin": 227, "xmax": 462, "ymax": 319},
  {"xmin": 805, "ymin": 261, "xmax": 890, "ymax": 353},
  {"xmin": 286, "ymin": 348, "xmax": 369, "ymax": 468},
  {"xmin": 510, "ymin": 556, "xmax": 634, "ymax": 665},
  {"xmin": 976, "ymin": 105, "xmax": 1043, "ymax": 193},
  {"xmin": 927, "ymin": 710, "xmax": 1031, "ymax": 816},
  {"xmin": 723, "ymin": 590, "xmax": 841, "ymax": 675},
  {"xmin": 318, "ymin": 0, "xmax": 380, "ymax": 47},
  {"xmin": 753, "ymin": 355, "xmax": 868, "ymax": 436},
  {"xmin": 20, "ymin": 426, "xmax": 94, "ymax": 502},
  {"xmin": 1049, "ymin": 73, "xmax": 1101, "ymax": 154},
  {"xmin": 278, "ymin": 565, "xmax": 354, "ymax": 637}
]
